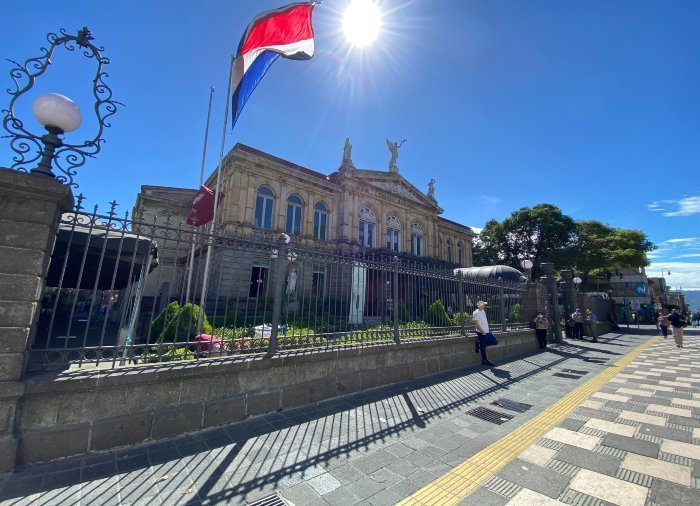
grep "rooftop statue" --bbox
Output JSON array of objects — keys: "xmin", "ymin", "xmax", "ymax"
[
  {"xmin": 343, "ymin": 137, "xmax": 352, "ymax": 164},
  {"xmin": 386, "ymin": 138, "xmax": 407, "ymax": 173}
]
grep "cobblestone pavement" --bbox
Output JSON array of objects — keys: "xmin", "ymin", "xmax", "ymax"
[{"xmin": 1, "ymin": 327, "xmax": 698, "ymax": 505}]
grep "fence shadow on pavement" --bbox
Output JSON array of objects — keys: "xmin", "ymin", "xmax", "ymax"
[{"xmin": 1, "ymin": 334, "xmax": 634, "ymax": 505}]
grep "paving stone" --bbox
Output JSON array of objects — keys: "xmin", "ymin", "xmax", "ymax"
[
  {"xmin": 558, "ymin": 418, "xmax": 586, "ymax": 432},
  {"xmin": 621, "ymin": 453, "xmax": 691, "ymax": 486},
  {"xmin": 647, "ymin": 476, "xmax": 700, "ymax": 505},
  {"xmin": 601, "ymin": 433, "xmax": 659, "ymax": 458},
  {"xmin": 495, "ymin": 459, "xmax": 571, "ymax": 499},
  {"xmin": 638, "ymin": 424, "xmax": 693, "ymax": 443},
  {"xmin": 555, "ymin": 445, "xmax": 621, "ymax": 475},
  {"xmin": 365, "ymin": 488, "xmax": 403, "ymax": 505},
  {"xmin": 574, "ymin": 406, "xmax": 621, "ymax": 421},
  {"xmin": 306, "ymin": 472, "xmax": 342, "ymax": 495},
  {"xmin": 279, "ymin": 482, "xmax": 322, "ymax": 505},
  {"xmin": 342, "ymin": 477, "xmax": 386, "ymax": 500}
]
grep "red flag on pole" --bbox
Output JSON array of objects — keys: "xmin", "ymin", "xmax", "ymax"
[{"xmin": 186, "ymin": 185, "xmax": 224, "ymax": 227}]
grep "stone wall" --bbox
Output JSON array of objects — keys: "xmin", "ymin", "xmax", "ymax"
[
  {"xmin": 0, "ymin": 168, "xmax": 73, "ymax": 473},
  {"xmin": 16, "ymin": 330, "xmax": 536, "ymax": 467}
]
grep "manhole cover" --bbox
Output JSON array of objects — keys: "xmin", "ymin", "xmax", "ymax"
[
  {"xmin": 553, "ymin": 372, "xmax": 583, "ymax": 380},
  {"xmin": 491, "ymin": 398, "xmax": 533, "ymax": 413},
  {"xmin": 466, "ymin": 406, "xmax": 514, "ymax": 425},
  {"xmin": 562, "ymin": 369, "xmax": 589, "ymax": 375},
  {"xmin": 248, "ymin": 492, "xmax": 289, "ymax": 506}
]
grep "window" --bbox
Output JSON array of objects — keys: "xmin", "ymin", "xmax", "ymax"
[
  {"xmin": 286, "ymin": 194, "xmax": 303, "ymax": 235},
  {"xmin": 312, "ymin": 270, "xmax": 326, "ymax": 298},
  {"xmin": 358, "ymin": 208, "xmax": 376, "ymax": 247},
  {"xmin": 386, "ymin": 216, "xmax": 401, "ymax": 252},
  {"xmin": 447, "ymin": 240, "xmax": 453, "ymax": 263},
  {"xmin": 411, "ymin": 224, "xmax": 423, "ymax": 257},
  {"xmin": 313, "ymin": 202, "xmax": 328, "ymax": 240},
  {"xmin": 458, "ymin": 243, "xmax": 463, "ymax": 266},
  {"xmin": 254, "ymin": 187, "xmax": 274, "ymax": 229},
  {"xmin": 248, "ymin": 266, "xmax": 268, "ymax": 297}
]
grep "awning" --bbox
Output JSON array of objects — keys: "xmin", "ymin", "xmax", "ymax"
[{"xmin": 45, "ymin": 214, "xmax": 158, "ymax": 290}]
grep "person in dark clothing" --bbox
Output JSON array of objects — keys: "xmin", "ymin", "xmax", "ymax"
[
  {"xmin": 571, "ymin": 308, "xmax": 584, "ymax": 340},
  {"xmin": 667, "ymin": 309, "xmax": 687, "ymax": 348}
]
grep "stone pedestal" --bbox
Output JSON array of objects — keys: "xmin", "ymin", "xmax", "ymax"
[{"xmin": 0, "ymin": 167, "xmax": 72, "ymax": 473}]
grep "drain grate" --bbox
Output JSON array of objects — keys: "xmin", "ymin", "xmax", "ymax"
[
  {"xmin": 553, "ymin": 372, "xmax": 583, "ymax": 380},
  {"xmin": 491, "ymin": 398, "xmax": 533, "ymax": 413},
  {"xmin": 562, "ymin": 369, "xmax": 589, "ymax": 375},
  {"xmin": 466, "ymin": 406, "xmax": 514, "ymax": 424},
  {"xmin": 248, "ymin": 492, "xmax": 289, "ymax": 506}
]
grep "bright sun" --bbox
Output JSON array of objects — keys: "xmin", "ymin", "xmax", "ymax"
[{"xmin": 343, "ymin": 0, "xmax": 381, "ymax": 47}]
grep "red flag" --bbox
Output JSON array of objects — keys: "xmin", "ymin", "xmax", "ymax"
[{"xmin": 186, "ymin": 185, "xmax": 223, "ymax": 227}]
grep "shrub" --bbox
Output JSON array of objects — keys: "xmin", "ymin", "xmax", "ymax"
[
  {"xmin": 424, "ymin": 299, "xmax": 451, "ymax": 327},
  {"xmin": 397, "ymin": 299, "xmax": 411, "ymax": 323},
  {"xmin": 150, "ymin": 302, "xmax": 212, "ymax": 343},
  {"xmin": 452, "ymin": 312, "xmax": 473, "ymax": 327},
  {"xmin": 211, "ymin": 309, "xmax": 245, "ymax": 329},
  {"xmin": 507, "ymin": 303, "xmax": 523, "ymax": 323}
]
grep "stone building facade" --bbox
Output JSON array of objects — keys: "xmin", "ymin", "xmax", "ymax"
[{"xmin": 133, "ymin": 143, "xmax": 476, "ymax": 311}]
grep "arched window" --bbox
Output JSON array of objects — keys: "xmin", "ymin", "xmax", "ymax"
[
  {"xmin": 447, "ymin": 240, "xmax": 453, "ymax": 263},
  {"xmin": 313, "ymin": 202, "xmax": 328, "ymax": 240},
  {"xmin": 254, "ymin": 186, "xmax": 274, "ymax": 229},
  {"xmin": 359, "ymin": 208, "xmax": 376, "ymax": 247},
  {"xmin": 458, "ymin": 243, "xmax": 463, "ymax": 266},
  {"xmin": 411, "ymin": 223, "xmax": 423, "ymax": 257},
  {"xmin": 386, "ymin": 216, "xmax": 401, "ymax": 252},
  {"xmin": 286, "ymin": 194, "xmax": 303, "ymax": 235}
]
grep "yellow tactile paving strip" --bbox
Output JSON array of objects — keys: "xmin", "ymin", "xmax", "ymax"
[{"xmin": 399, "ymin": 338, "xmax": 655, "ymax": 505}]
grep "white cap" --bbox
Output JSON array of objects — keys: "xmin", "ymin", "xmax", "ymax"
[{"xmin": 476, "ymin": 300, "xmax": 488, "ymax": 307}]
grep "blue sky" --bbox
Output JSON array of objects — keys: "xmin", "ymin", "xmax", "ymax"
[{"xmin": 1, "ymin": 1, "xmax": 698, "ymax": 289}]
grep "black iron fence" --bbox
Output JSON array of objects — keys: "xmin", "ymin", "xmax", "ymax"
[{"xmin": 31, "ymin": 200, "xmax": 528, "ymax": 370}]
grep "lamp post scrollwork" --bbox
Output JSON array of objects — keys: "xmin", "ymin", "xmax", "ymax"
[{"xmin": 2, "ymin": 27, "xmax": 121, "ymax": 187}]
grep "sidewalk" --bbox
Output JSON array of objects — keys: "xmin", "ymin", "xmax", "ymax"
[{"xmin": 0, "ymin": 326, "xmax": 697, "ymax": 505}]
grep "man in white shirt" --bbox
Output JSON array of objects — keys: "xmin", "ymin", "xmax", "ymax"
[{"xmin": 473, "ymin": 300, "xmax": 495, "ymax": 366}]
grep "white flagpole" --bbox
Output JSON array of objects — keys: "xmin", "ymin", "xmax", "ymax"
[
  {"xmin": 196, "ymin": 55, "xmax": 234, "ymax": 335},
  {"xmin": 184, "ymin": 86, "xmax": 215, "ymax": 305}
]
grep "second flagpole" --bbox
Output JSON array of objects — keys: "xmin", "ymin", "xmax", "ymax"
[
  {"xmin": 196, "ymin": 55, "xmax": 234, "ymax": 336},
  {"xmin": 184, "ymin": 86, "xmax": 215, "ymax": 306}
]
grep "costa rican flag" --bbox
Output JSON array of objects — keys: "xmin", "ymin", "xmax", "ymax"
[{"xmin": 231, "ymin": 2, "xmax": 317, "ymax": 127}]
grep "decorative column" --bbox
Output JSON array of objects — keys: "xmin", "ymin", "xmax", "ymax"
[
  {"xmin": 0, "ymin": 168, "xmax": 73, "ymax": 473},
  {"xmin": 560, "ymin": 270, "xmax": 577, "ymax": 322},
  {"xmin": 540, "ymin": 263, "xmax": 561, "ymax": 343}
]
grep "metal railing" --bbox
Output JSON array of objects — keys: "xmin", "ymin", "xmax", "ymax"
[{"xmin": 30, "ymin": 199, "xmax": 528, "ymax": 370}]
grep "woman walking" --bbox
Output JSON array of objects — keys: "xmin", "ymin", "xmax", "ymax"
[{"xmin": 532, "ymin": 312, "xmax": 549, "ymax": 349}]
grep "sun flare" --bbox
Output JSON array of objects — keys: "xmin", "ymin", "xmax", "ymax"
[{"xmin": 343, "ymin": 0, "xmax": 382, "ymax": 47}]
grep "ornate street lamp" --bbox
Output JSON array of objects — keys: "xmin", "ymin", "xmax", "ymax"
[
  {"xmin": 573, "ymin": 276, "xmax": 582, "ymax": 292},
  {"xmin": 520, "ymin": 259, "xmax": 533, "ymax": 281},
  {"xmin": 2, "ymin": 27, "xmax": 120, "ymax": 187}
]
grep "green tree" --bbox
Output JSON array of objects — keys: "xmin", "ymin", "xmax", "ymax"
[
  {"xmin": 473, "ymin": 204, "xmax": 577, "ymax": 277},
  {"xmin": 571, "ymin": 220, "xmax": 655, "ymax": 281}
]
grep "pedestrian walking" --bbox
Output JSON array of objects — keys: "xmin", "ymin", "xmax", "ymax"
[
  {"xmin": 473, "ymin": 300, "xmax": 496, "ymax": 367},
  {"xmin": 667, "ymin": 308, "xmax": 687, "ymax": 348},
  {"xmin": 532, "ymin": 311, "xmax": 549, "ymax": 349},
  {"xmin": 632, "ymin": 311, "xmax": 639, "ymax": 328},
  {"xmin": 586, "ymin": 309, "xmax": 599, "ymax": 343},
  {"xmin": 571, "ymin": 308, "xmax": 584, "ymax": 340},
  {"xmin": 658, "ymin": 312, "xmax": 669, "ymax": 339}
]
